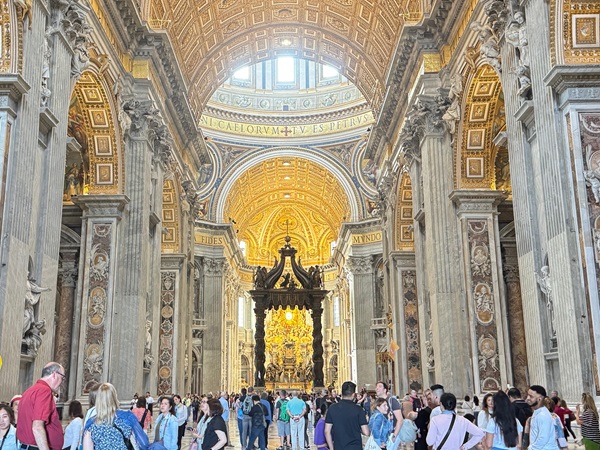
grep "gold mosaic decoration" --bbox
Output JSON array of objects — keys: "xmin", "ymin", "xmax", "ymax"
[
  {"xmin": 69, "ymin": 71, "xmax": 121, "ymax": 195},
  {"xmin": 223, "ymin": 157, "xmax": 350, "ymax": 267},
  {"xmin": 458, "ymin": 65, "xmax": 503, "ymax": 188},
  {"xmin": 395, "ymin": 173, "xmax": 414, "ymax": 251},
  {"xmin": 148, "ymin": 0, "xmax": 414, "ymax": 118},
  {"xmin": 161, "ymin": 179, "xmax": 181, "ymax": 252},
  {"xmin": 558, "ymin": 0, "xmax": 600, "ymax": 64}
]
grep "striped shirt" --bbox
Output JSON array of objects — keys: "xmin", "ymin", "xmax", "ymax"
[{"xmin": 581, "ymin": 410, "xmax": 600, "ymax": 443}]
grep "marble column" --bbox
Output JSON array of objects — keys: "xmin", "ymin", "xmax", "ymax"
[
  {"xmin": 202, "ymin": 257, "xmax": 226, "ymax": 393},
  {"xmin": 451, "ymin": 190, "xmax": 508, "ymax": 393},
  {"xmin": 253, "ymin": 296, "xmax": 266, "ymax": 388},
  {"xmin": 311, "ymin": 294, "xmax": 325, "ymax": 389},
  {"xmin": 345, "ymin": 256, "xmax": 377, "ymax": 386},
  {"xmin": 72, "ymin": 195, "xmax": 128, "ymax": 400},
  {"xmin": 55, "ymin": 250, "xmax": 78, "ymax": 402},
  {"xmin": 502, "ymin": 244, "xmax": 529, "ymax": 395}
]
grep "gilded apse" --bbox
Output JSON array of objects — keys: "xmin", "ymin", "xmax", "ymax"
[{"xmin": 223, "ymin": 157, "xmax": 350, "ymax": 267}]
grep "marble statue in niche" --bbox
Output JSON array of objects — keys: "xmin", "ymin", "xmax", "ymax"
[
  {"xmin": 23, "ymin": 274, "xmax": 50, "ymax": 356},
  {"xmin": 535, "ymin": 265, "xmax": 556, "ymax": 339},
  {"xmin": 442, "ymin": 73, "xmax": 463, "ymax": 135},
  {"xmin": 506, "ymin": 11, "xmax": 532, "ymax": 97},
  {"xmin": 144, "ymin": 320, "xmax": 154, "ymax": 368},
  {"xmin": 584, "ymin": 170, "xmax": 600, "ymax": 204}
]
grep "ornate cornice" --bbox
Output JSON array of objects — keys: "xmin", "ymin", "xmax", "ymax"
[
  {"xmin": 103, "ymin": 0, "xmax": 208, "ymax": 163},
  {"xmin": 203, "ymin": 102, "xmax": 371, "ymax": 126},
  {"xmin": 450, "ymin": 189, "xmax": 507, "ymax": 215},
  {"xmin": 366, "ymin": 0, "xmax": 457, "ymax": 159},
  {"xmin": 72, "ymin": 194, "xmax": 129, "ymax": 219}
]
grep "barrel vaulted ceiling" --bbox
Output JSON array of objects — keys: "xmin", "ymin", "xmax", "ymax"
[{"xmin": 146, "ymin": 0, "xmax": 423, "ymax": 119}]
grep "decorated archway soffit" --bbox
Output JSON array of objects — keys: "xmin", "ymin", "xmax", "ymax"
[
  {"xmin": 148, "ymin": 0, "xmax": 422, "ymax": 117},
  {"xmin": 67, "ymin": 71, "xmax": 121, "ymax": 198},
  {"xmin": 457, "ymin": 65, "xmax": 504, "ymax": 189},
  {"xmin": 395, "ymin": 172, "xmax": 414, "ymax": 251},
  {"xmin": 223, "ymin": 157, "xmax": 350, "ymax": 266}
]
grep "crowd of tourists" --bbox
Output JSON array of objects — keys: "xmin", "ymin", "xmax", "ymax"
[{"xmin": 3, "ymin": 361, "xmax": 600, "ymax": 450}]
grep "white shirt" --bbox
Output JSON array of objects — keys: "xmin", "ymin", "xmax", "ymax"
[
  {"xmin": 175, "ymin": 403, "xmax": 188, "ymax": 426},
  {"xmin": 64, "ymin": 417, "xmax": 83, "ymax": 450}
]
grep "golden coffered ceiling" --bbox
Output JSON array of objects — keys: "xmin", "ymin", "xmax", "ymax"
[
  {"xmin": 148, "ymin": 0, "xmax": 421, "ymax": 118},
  {"xmin": 223, "ymin": 157, "xmax": 350, "ymax": 267}
]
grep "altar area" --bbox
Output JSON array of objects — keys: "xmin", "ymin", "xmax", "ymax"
[{"xmin": 264, "ymin": 307, "xmax": 314, "ymax": 391}]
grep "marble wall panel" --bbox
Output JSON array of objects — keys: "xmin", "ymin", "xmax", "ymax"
[
  {"xmin": 158, "ymin": 271, "xmax": 176, "ymax": 395},
  {"xmin": 467, "ymin": 220, "xmax": 501, "ymax": 391},
  {"xmin": 401, "ymin": 270, "xmax": 422, "ymax": 390},
  {"xmin": 81, "ymin": 223, "xmax": 113, "ymax": 392}
]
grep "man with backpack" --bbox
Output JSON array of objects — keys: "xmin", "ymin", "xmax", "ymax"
[
  {"xmin": 246, "ymin": 395, "xmax": 268, "ymax": 450},
  {"xmin": 241, "ymin": 386, "xmax": 255, "ymax": 449},
  {"xmin": 274, "ymin": 390, "xmax": 291, "ymax": 450}
]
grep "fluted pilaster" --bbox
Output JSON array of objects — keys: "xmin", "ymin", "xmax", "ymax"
[{"xmin": 345, "ymin": 256, "xmax": 376, "ymax": 385}]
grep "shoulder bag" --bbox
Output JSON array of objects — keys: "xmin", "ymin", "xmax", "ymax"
[
  {"xmin": 112, "ymin": 422, "xmax": 135, "ymax": 450},
  {"xmin": 435, "ymin": 413, "xmax": 456, "ymax": 450},
  {"xmin": 139, "ymin": 409, "xmax": 149, "ymax": 428}
]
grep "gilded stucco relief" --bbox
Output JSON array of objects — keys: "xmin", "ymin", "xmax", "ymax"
[
  {"xmin": 162, "ymin": 180, "xmax": 181, "ymax": 253},
  {"xmin": 147, "ymin": 0, "xmax": 418, "ymax": 117},
  {"xmin": 395, "ymin": 173, "xmax": 414, "ymax": 251},
  {"xmin": 555, "ymin": 0, "xmax": 600, "ymax": 64}
]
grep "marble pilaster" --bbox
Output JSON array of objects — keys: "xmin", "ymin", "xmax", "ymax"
[
  {"xmin": 451, "ymin": 190, "xmax": 508, "ymax": 393},
  {"xmin": 345, "ymin": 256, "xmax": 377, "ymax": 386},
  {"xmin": 402, "ymin": 86, "xmax": 473, "ymax": 395},
  {"xmin": 72, "ymin": 195, "xmax": 128, "ymax": 399},
  {"xmin": 112, "ymin": 98, "xmax": 163, "ymax": 399},
  {"xmin": 201, "ymin": 257, "xmax": 226, "ymax": 393},
  {"xmin": 392, "ymin": 253, "xmax": 423, "ymax": 393},
  {"xmin": 544, "ymin": 67, "xmax": 600, "ymax": 397}
]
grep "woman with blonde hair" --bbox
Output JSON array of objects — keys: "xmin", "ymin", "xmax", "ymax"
[
  {"xmin": 82, "ymin": 383, "xmax": 148, "ymax": 450},
  {"xmin": 575, "ymin": 393, "xmax": 600, "ymax": 450}
]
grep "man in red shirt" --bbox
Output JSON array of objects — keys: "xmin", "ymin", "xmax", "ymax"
[{"xmin": 16, "ymin": 362, "xmax": 65, "ymax": 450}]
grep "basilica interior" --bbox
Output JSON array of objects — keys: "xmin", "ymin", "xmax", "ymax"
[{"xmin": 1, "ymin": 0, "xmax": 600, "ymax": 407}]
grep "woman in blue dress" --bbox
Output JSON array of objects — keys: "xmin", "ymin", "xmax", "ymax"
[{"xmin": 82, "ymin": 383, "xmax": 148, "ymax": 450}]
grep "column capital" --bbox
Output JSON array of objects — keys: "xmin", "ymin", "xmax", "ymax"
[
  {"xmin": 72, "ymin": 195, "xmax": 129, "ymax": 219},
  {"xmin": 59, "ymin": 267, "xmax": 78, "ymax": 288},
  {"xmin": 120, "ymin": 100, "xmax": 163, "ymax": 141},
  {"xmin": 450, "ymin": 190, "xmax": 507, "ymax": 216},
  {"xmin": 398, "ymin": 93, "xmax": 451, "ymax": 165},
  {"xmin": 203, "ymin": 257, "xmax": 227, "ymax": 276},
  {"xmin": 345, "ymin": 256, "xmax": 373, "ymax": 275}
]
